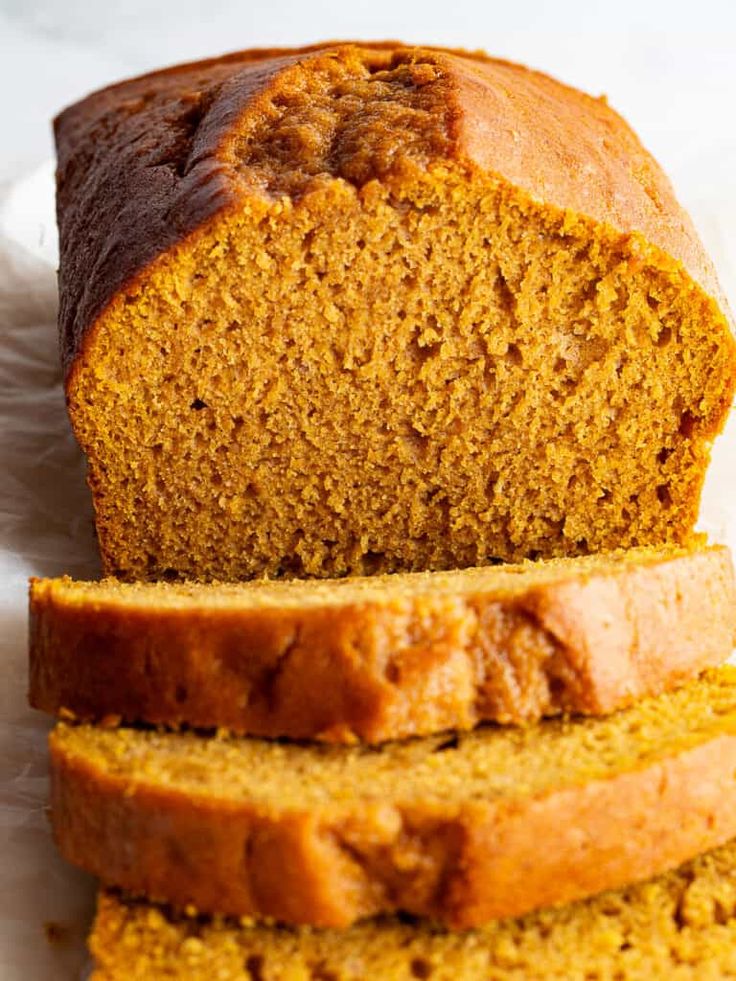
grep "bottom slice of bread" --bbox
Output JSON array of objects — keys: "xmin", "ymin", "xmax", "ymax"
[{"xmin": 91, "ymin": 837, "xmax": 736, "ymax": 980}]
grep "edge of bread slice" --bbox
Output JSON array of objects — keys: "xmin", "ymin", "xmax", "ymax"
[
  {"xmin": 50, "ymin": 668, "xmax": 736, "ymax": 929},
  {"xmin": 30, "ymin": 545, "xmax": 736, "ymax": 742},
  {"xmin": 89, "ymin": 835, "xmax": 736, "ymax": 980}
]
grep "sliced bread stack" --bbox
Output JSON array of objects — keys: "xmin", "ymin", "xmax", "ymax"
[
  {"xmin": 30, "ymin": 544, "xmax": 736, "ymax": 977},
  {"xmin": 36, "ymin": 39, "xmax": 736, "ymax": 981}
]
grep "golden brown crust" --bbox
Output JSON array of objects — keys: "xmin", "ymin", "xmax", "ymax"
[
  {"xmin": 55, "ymin": 41, "xmax": 730, "ymax": 384},
  {"xmin": 28, "ymin": 547, "xmax": 736, "ymax": 742},
  {"xmin": 49, "ymin": 706, "xmax": 736, "ymax": 929}
]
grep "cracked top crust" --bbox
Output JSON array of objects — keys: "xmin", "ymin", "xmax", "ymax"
[{"xmin": 55, "ymin": 41, "xmax": 724, "ymax": 381}]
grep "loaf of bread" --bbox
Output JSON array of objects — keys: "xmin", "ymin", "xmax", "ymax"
[
  {"xmin": 29, "ymin": 545, "xmax": 736, "ymax": 742},
  {"xmin": 55, "ymin": 42, "xmax": 736, "ymax": 582},
  {"xmin": 89, "ymin": 835, "xmax": 736, "ymax": 979},
  {"xmin": 50, "ymin": 669, "xmax": 736, "ymax": 929}
]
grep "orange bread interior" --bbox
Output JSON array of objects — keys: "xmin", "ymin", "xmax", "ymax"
[{"xmin": 55, "ymin": 43, "xmax": 736, "ymax": 581}]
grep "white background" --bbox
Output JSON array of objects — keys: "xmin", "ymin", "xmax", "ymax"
[{"xmin": 1, "ymin": 1, "xmax": 735, "ymax": 978}]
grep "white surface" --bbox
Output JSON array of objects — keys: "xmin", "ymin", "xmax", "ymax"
[
  {"xmin": 0, "ymin": 2, "xmax": 735, "ymax": 978},
  {"xmin": 0, "ymin": 173, "xmax": 100, "ymax": 981}
]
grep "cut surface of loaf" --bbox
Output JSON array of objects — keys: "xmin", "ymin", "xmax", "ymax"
[
  {"xmin": 29, "ymin": 545, "xmax": 736, "ymax": 742},
  {"xmin": 51, "ymin": 669, "xmax": 736, "ymax": 929},
  {"xmin": 90, "ymin": 836, "xmax": 736, "ymax": 980},
  {"xmin": 55, "ymin": 42, "xmax": 736, "ymax": 581}
]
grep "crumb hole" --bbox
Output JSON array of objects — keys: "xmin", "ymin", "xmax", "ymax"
[
  {"xmin": 408, "ymin": 335, "xmax": 438, "ymax": 366},
  {"xmin": 496, "ymin": 269, "xmax": 515, "ymax": 310},
  {"xmin": 245, "ymin": 954, "xmax": 264, "ymax": 981},
  {"xmin": 190, "ymin": 398, "xmax": 208, "ymax": 411},
  {"xmin": 505, "ymin": 342, "xmax": 523, "ymax": 366},
  {"xmin": 401, "ymin": 425, "xmax": 429, "ymax": 459},
  {"xmin": 656, "ymin": 484, "xmax": 672, "ymax": 507},
  {"xmin": 714, "ymin": 899, "xmax": 732, "ymax": 924},
  {"xmin": 679, "ymin": 411, "xmax": 696, "ymax": 438},
  {"xmin": 411, "ymin": 958, "xmax": 433, "ymax": 978},
  {"xmin": 434, "ymin": 735, "xmax": 459, "ymax": 753},
  {"xmin": 548, "ymin": 676, "xmax": 567, "ymax": 702},
  {"xmin": 361, "ymin": 550, "xmax": 386, "ymax": 575},
  {"xmin": 655, "ymin": 325, "xmax": 672, "ymax": 348},
  {"xmin": 274, "ymin": 554, "xmax": 305, "ymax": 578},
  {"xmin": 657, "ymin": 446, "xmax": 672, "ymax": 465}
]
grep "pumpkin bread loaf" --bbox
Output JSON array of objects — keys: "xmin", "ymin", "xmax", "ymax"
[
  {"xmin": 29, "ymin": 545, "xmax": 736, "ymax": 742},
  {"xmin": 90, "ymin": 837, "xmax": 736, "ymax": 980},
  {"xmin": 55, "ymin": 42, "xmax": 736, "ymax": 582},
  {"xmin": 50, "ymin": 668, "xmax": 736, "ymax": 929}
]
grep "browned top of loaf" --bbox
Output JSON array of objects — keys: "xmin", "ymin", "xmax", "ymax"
[{"xmin": 55, "ymin": 40, "xmax": 726, "ymax": 382}]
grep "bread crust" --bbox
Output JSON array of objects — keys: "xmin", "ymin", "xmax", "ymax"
[
  {"xmin": 29, "ymin": 547, "xmax": 736, "ymax": 742},
  {"xmin": 50, "ymin": 723, "xmax": 736, "ymax": 929}
]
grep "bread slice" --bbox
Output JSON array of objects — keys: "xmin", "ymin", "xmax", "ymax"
[
  {"xmin": 89, "ymin": 836, "xmax": 736, "ymax": 980},
  {"xmin": 55, "ymin": 42, "xmax": 736, "ymax": 582},
  {"xmin": 50, "ymin": 669, "xmax": 736, "ymax": 929},
  {"xmin": 30, "ymin": 545, "xmax": 736, "ymax": 743}
]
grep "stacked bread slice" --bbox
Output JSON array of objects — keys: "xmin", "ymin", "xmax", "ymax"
[
  {"xmin": 30, "ymin": 544, "xmax": 736, "ymax": 976},
  {"xmin": 87, "ymin": 840, "xmax": 736, "ymax": 980},
  {"xmin": 38, "ymin": 38, "xmax": 736, "ymax": 981},
  {"xmin": 29, "ymin": 547, "xmax": 736, "ymax": 741}
]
